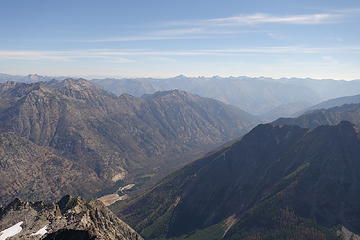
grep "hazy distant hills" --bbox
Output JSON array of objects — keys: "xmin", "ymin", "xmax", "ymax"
[
  {"xmin": 93, "ymin": 76, "xmax": 320, "ymax": 117},
  {"xmin": 260, "ymin": 101, "xmax": 312, "ymax": 121},
  {"xmin": 273, "ymin": 102, "xmax": 360, "ymax": 129},
  {"xmin": 3, "ymin": 73, "xmax": 360, "ymax": 120},
  {"xmin": 92, "ymin": 76, "xmax": 360, "ymax": 119},
  {"xmin": 92, "ymin": 78, "xmax": 160, "ymax": 98},
  {"xmin": 305, "ymin": 93, "xmax": 360, "ymax": 113},
  {"xmin": 2, "ymin": 73, "xmax": 360, "ymax": 240},
  {"xmin": 0, "ymin": 73, "xmax": 64, "ymax": 83},
  {"xmin": 119, "ymin": 121, "xmax": 360, "ymax": 240},
  {"xmin": 0, "ymin": 79, "xmax": 257, "ymax": 205}
]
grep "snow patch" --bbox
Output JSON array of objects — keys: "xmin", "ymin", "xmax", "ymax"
[
  {"xmin": 0, "ymin": 221, "xmax": 23, "ymax": 240},
  {"xmin": 31, "ymin": 225, "xmax": 47, "ymax": 237}
]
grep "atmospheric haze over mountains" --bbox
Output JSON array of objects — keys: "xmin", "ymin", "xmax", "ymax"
[
  {"xmin": 1, "ymin": 0, "xmax": 360, "ymax": 239},
  {"xmin": 1, "ymin": 79, "xmax": 360, "ymax": 239},
  {"xmin": 2, "ymin": 73, "xmax": 360, "ymax": 119}
]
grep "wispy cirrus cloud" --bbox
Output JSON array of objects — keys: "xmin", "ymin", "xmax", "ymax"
[
  {"xmin": 168, "ymin": 13, "xmax": 342, "ymax": 27},
  {"xmin": 1, "ymin": 46, "xmax": 360, "ymax": 61},
  {"xmin": 76, "ymin": 28, "xmax": 247, "ymax": 43},
  {"xmin": 0, "ymin": 50, "xmax": 72, "ymax": 61},
  {"xmin": 0, "ymin": 50, "xmax": 135, "ymax": 62},
  {"xmin": 163, "ymin": 8, "xmax": 360, "ymax": 28},
  {"xmin": 75, "ymin": 9, "xmax": 359, "ymax": 43}
]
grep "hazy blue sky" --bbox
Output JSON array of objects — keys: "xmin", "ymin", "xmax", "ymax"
[{"xmin": 1, "ymin": 0, "xmax": 360, "ymax": 79}]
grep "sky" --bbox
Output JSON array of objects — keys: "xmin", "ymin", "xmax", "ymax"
[{"xmin": 1, "ymin": 0, "xmax": 360, "ymax": 79}]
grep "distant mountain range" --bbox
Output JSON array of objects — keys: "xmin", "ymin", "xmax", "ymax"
[
  {"xmin": 119, "ymin": 121, "xmax": 360, "ymax": 240},
  {"xmin": 3, "ymin": 73, "xmax": 360, "ymax": 120},
  {"xmin": 3, "ymin": 73, "xmax": 360, "ymax": 240},
  {"xmin": 305, "ymin": 93, "xmax": 360, "ymax": 113},
  {"xmin": 92, "ymin": 76, "xmax": 360, "ymax": 119},
  {"xmin": 0, "ymin": 73, "xmax": 65, "ymax": 83},
  {"xmin": 273, "ymin": 102, "xmax": 360, "ymax": 128},
  {"xmin": 0, "ymin": 79, "xmax": 257, "ymax": 205}
]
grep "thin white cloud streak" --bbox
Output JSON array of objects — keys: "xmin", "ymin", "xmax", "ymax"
[
  {"xmin": 166, "ymin": 11, "xmax": 353, "ymax": 28},
  {"xmin": 333, "ymin": 8, "xmax": 360, "ymax": 14},
  {"xmin": 76, "ymin": 9, "xmax": 358, "ymax": 43},
  {"xmin": 80, "ymin": 35, "xmax": 206, "ymax": 42},
  {"xmin": 0, "ymin": 50, "xmax": 134, "ymax": 62},
  {"xmin": 1, "ymin": 46, "xmax": 360, "ymax": 61},
  {"xmin": 0, "ymin": 50, "xmax": 71, "ymax": 61},
  {"xmin": 77, "ymin": 29, "xmax": 246, "ymax": 43},
  {"xmin": 204, "ymin": 13, "xmax": 340, "ymax": 26}
]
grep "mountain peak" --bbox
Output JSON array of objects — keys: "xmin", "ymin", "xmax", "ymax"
[
  {"xmin": 121, "ymin": 119, "xmax": 360, "ymax": 239},
  {"xmin": 142, "ymin": 89, "xmax": 191, "ymax": 99},
  {"xmin": 45, "ymin": 78, "xmax": 116, "ymax": 99},
  {"xmin": 57, "ymin": 195, "xmax": 85, "ymax": 214},
  {"xmin": 48, "ymin": 78, "xmax": 99, "ymax": 90},
  {"xmin": 173, "ymin": 74, "xmax": 187, "ymax": 79},
  {"xmin": 273, "ymin": 103, "xmax": 360, "ymax": 129},
  {"xmin": 0, "ymin": 195, "xmax": 143, "ymax": 240},
  {"xmin": 338, "ymin": 120, "xmax": 356, "ymax": 127},
  {"xmin": 63, "ymin": 78, "xmax": 96, "ymax": 88},
  {"xmin": 0, "ymin": 79, "xmax": 257, "ymax": 207}
]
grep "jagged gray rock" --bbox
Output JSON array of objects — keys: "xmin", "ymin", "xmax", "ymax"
[{"xmin": 0, "ymin": 195, "xmax": 143, "ymax": 240}]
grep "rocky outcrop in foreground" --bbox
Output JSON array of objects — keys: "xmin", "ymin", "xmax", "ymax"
[{"xmin": 0, "ymin": 195, "xmax": 142, "ymax": 240}]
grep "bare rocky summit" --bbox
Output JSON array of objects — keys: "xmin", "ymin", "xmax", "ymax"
[{"xmin": 0, "ymin": 195, "xmax": 142, "ymax": 240}]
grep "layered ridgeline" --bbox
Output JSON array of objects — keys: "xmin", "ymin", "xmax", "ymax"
[
  {"xmin": 119, "ymin": 121, "xmax": 360, "ymax": 240},
  {"xmin": 0, "ymin": 195, "xmax": 142, "ymax": 240},
  {"xmin": 92, "ymin": 76, "xmax": 319, "ymax": 118},
  {"xmin": 4, "ymin": 73, "xmax": 360, "ymax": 119},
  {"xmin": 303, "ymin": 93, "xmax": 360, "ymax": 114},
  {"xmin": 93, "ymin": 76, "xmax": 360, "ymax": 118},
  {"xmin": 0, "ymin": 79, "xmax": 257, "ymax": 205},
  {"xmin": 273, "ymin": 102, "xmax": 360, "ymax": 128},
  {"xmin": 0, "ymin": 73, "xmax": 64, "ymax": 83}
]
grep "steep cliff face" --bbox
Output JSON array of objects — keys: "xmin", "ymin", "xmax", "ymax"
[
  {"xmin": 120, "ymin": 121, "xmax": 360, "ymax": 240},
  {"xmin": 0, "ymin": 132, "xmax": 103, "ymax": 205},
  {"xmin": 0, "ymin": 195, "xmax": 143, "ymax": 240}
]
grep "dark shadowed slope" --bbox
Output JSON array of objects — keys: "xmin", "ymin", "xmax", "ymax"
[{"xmin": 119, "ymin": 121, "xmax": 360, "ymax": 240}]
